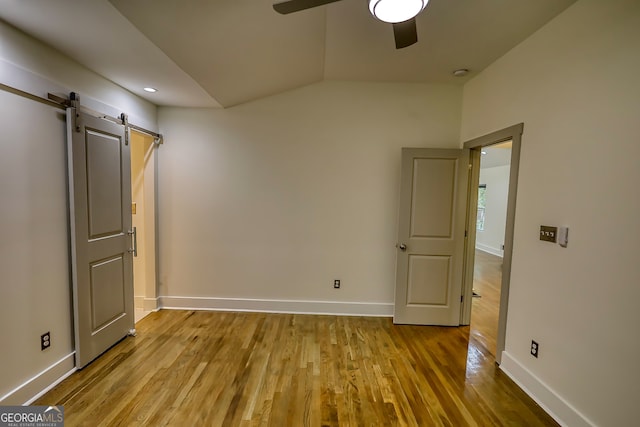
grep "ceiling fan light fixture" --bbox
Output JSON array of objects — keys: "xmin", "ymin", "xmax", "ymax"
[{"xmin": 368, "ymin": 0, "xmax": 428, "ymax": 24}]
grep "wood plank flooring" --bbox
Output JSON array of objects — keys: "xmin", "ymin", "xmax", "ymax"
[
  {"xmin": 36, "ymin": 310, "xmax": 557, "ymax": 426},
  {"xmin": 470, "ymin": 250, "xmax": 503, "ymax": 357}
]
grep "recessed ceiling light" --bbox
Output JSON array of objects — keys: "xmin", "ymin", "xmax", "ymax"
[
  {"xmin": 452, "ymin": 69, "xmax": 469, "ymax": 77},
  {"xmin": 481, "ymin": 151, "xmax": 487, "ymax": 155},
  {"xmin": 143, "ymin": 87, "xmax": 157, "ymax": 93}
]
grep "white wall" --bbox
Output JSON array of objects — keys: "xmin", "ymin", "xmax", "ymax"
[
  {"xmin": 461, "ymin": 0, "xmax": 640, "ymax": 425},
  {"xmin": 0, "ymin": 20, "xmax": 156, "ymax": 131},
  {"xmin": 0, "ymin": 90, "xmax": 72, "ymax": 404},
  {"xmin": 0, "ymin": 20, "xmax": 157, "ymax": 404},
  {"xmin": 476, "ymin": 165, "xmax": 510, "ymax": 256},
  {"xmin": 157, "ymin": 81, "xmax": 462, "ymax": 314}
]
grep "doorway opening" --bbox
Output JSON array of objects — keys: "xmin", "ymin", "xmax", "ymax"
[
  {"xmin": 130, "ymin": 130, "xmax": 158, "ymax": 323},
  {"xmin": 460, "ymin": 124, "xmax": 523, "ymax": 365},
  {"xmin": 470, "ymin": 142, "xmax": 512, "ymax": 357}
]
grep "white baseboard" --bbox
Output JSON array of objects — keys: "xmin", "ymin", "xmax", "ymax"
[
  {"xmin": 500, "ymin": 351, "xmax": 595, "ymax": 427},
  {"xmin": 0, "ymin": 353, "xmax": 76, "ymax": 405},
  {"xmin": 135, "ymin": 296, "xmax": 159, "ymax": 311},
  {"xmin": 475, "ymin": 243, "xmax": 504, "ymax": 258},
  {"xmin": 159, "ymin": 296, "xmax": 394, "ymax": 317},
  {"xmin": 143, "ymin": 297, "xmax": 158, "ymax": 311},
  {"xmin": 134, "ymin": 295, "xmax": 144, "ymax": 309}
]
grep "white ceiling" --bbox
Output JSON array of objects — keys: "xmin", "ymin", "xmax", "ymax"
[
  {"xmin": 481, "ymin": 141, "xmax": 512, "ymax": 169},
  {"xmin": 0, "ymin": 0, "xmax": 577, "ymax": 108}
]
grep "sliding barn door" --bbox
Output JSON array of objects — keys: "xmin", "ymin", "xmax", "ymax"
[{"xmin": 67, "ymin": 109, "xmax": 134, "ymax": 368}]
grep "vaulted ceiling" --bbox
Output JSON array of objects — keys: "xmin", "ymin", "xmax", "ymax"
[{"xmin": 0, "ymin": 0, "xmax": 577, "ymax": 108}]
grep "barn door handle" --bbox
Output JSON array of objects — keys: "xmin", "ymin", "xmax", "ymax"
[
  {"xmin": 128, "ymin": 227, "xmax": 138, "ymax": 257},
  {"xmin": 398, "ymin": 243, "xmax": 407, "ymax": 251}
]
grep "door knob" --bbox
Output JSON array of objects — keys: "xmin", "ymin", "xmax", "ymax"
[{"xmin": 398, "ymin": 243, "xmax": 407, "ymax": 251}]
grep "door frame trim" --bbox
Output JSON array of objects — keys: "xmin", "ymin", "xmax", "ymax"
[
  {"xmin": 130, "ymin": 130, "xmax": 160, "ymax": 312},
  {"xmin": 460, "ymin": 123, "xmax": 524, "ymax": 364}
]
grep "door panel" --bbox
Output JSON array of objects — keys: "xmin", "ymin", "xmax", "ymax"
[
  {"xmin": 407, "ymin": 255, "xmax": 450, "ymax": 305},
  {"xmin": 394, "ymin": 148, "xmax": 469, "ymax": 325},
  {"xmin": 410, "ymin": 158, "xmax": 456, "ymax": 238},
  {"xmin": 68, "ymin": 109, "xmax": 134, "ymax": 368},
  {"xmin": 86, "ymin": 129, "xmax": 123, "ymax": 238},
  {"xmin": 90, "ymin": 255, "xmax": 126, "ymax": 331}
]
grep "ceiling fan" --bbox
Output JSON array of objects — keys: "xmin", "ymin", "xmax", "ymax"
[{"xmin": 273, "ymin": 0, "xmax": 429, "ymax": 49}]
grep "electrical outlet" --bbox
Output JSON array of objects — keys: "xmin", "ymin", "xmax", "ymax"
[
  {"xmin": 530, "ymin": 340, "xmax": 539, "ymax": 358},
  {"xmin": 334, "ymin": 279, "xmax": 340, "ymax": 289},
  {"xmin": 41, "ymin": 332, "xmax": 51, "ymax": 351}
]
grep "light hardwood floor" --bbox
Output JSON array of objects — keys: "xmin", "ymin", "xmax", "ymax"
[
  {"xmin": 36, "ymin": 310, "xmax": 557, "ymax": 426},
  {"xmin": 470, "ymin": 249, "xmax": 503, "ymax": 357}
]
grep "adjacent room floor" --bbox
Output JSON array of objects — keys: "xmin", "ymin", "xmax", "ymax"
[
  {"xmin": 470, "ymin": 249, "xmax": 502, "ymax": 358},
  {"xmin": 36, "ymin": 309, "xmax": 557, "ymax": 426}
]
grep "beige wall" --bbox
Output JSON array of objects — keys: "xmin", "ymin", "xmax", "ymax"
[
  {"xmin": 131, "ymin": 132, "xmax": 157, "ymax": 309},
  {"xmin": 157, "ymin": 81, "xmax": 462, "ymax": 313},
  {"xmin": 461, "ymin": 0, "xmax": 640, "ymax": 425}
]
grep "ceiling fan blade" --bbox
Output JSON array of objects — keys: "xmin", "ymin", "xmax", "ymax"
[
  {"xmin": 273, "ymin": 0, "xmax": 343, "ymax": 14},
  {"xmin": 393, "ymin": 18, "xmax": 418, "ymax": 49}
]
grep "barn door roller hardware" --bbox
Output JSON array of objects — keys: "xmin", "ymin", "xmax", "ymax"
[{"xmin": 46, "ymin": 92, "xmax": 163, "ymax": 144}]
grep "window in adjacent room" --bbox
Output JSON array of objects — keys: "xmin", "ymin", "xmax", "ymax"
[{"xmin": 477, "ymin": 184, "xmax": 487, "ymax": 231}]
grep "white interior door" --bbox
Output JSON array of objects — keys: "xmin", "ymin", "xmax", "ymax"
[
  {"xmin": 67, "ymin": 109, "xmax": 134, "ymax": 368},
  {"xmin": 394, "ymin": 148, "xmax": 470, "ymax": 325}
]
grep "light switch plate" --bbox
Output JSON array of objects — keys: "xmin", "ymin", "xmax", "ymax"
[
  {"xmin": 558, "ymin": 226, "xmax": 569, "ymax": 247},
  {"xmin": 540, "ymin": 226, "xmax": 557, "ymax": 243}
]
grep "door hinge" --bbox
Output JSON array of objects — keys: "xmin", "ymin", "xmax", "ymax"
[
  {"xmin": 468, "ymin": 163, "xmax": 472, "ymax": 170},
  {"xmin": 464, "ymin": 230, "xmax": 468, "ymax": 238},
  {"xmin": 120, "ymin": 113, "xmax": 129, "ymax": 145},
  {"xmin": 70, "ymin": 92, "xmax": 81, "ymax": 133},
  {"xmin": 461, "ymin": 295, "xmax": 464, "ymax": 302}
]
